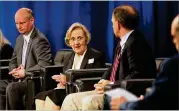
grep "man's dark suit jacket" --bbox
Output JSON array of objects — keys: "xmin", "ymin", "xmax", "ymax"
[
  {"xmin": 9, "ymin": 27, "xmax": 53, "ymax": 78},
  {"xmin": 63, "ymin": 47, "xmax": 106, "ymax": 72},
  {"xmin": 120, "ymin": 54, "xmax": 179, "ymax": 110},
  {"xmin": 102, "ymin": 30, "xmax": 157, "ymax": 84}
]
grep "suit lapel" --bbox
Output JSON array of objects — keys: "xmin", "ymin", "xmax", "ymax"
[
  {"xmin": 121, "ymin": 30, "xmax": 135, "ymax": 56},
  {"xmin": 67, "ymin": 52, "xmax": 74, "ymax": 70},
  {"xmin": 117, "ymin": 30, "xmax": 135, "ymax": 80},
  {"xmin": 19, "ymin": 35, "xmax": 24, "ymax": 65},
  {"xmin": 80, "ymin": 48, "xmax": 89, "ymax": 69},
  {"xmin": 24, "ymin": 28, "xmax": 36, "ymax": 68}
]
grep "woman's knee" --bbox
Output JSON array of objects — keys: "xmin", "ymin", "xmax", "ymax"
[
  {"xmin": 35, "ymin": 99, "xmax": 45, "ymax": 110},
  {"xmin": 35, "ymin": 99, "xmax": 45, "ymax": 105}
]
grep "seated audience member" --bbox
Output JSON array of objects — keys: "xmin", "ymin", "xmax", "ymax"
[
  {"xmin": 35, "ymin": 22, "xmax": 106, "ymax": 110},
  {"xmin": 0, "ymin": 29, "xmax": 13, "ymax": 60},
  {"xmin": 60, "ymin": 5, "xmax": 157, "ymax": 110},
  {"xmin": 110, "ymin": 15, "xmax": 179, "ymax": 110},
  {"xmin": 0, "ymin": 8, "xmax": 53, "ymax": 110}
]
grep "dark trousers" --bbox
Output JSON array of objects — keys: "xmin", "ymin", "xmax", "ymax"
[
  {"xmin": 0, "ymin": 79, "xmax": 26, "ymax": 110},
  {"xmin": 103, "ymin": 94, "xmax": 111, "ymax": 110}
]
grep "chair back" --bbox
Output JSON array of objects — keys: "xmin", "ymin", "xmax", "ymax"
[
  {"xmin": 54, "ymin": 49, "xmax": 73, "ymax": 65},
  {"xmin": 155, "ymin": 57, "xmax": 170, "ymax": 73}
]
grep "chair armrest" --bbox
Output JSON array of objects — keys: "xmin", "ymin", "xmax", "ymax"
[
  {"xmin": 120, "ymin": 79, "xmax": 155, "ymax": 89},
  {"xmin": 0, "ymin": 59, "xmax": 11, "ymax": 62},
  {"xmin": 65, "ymin": 68, "xmax": 108, "ymax": 83},
  {"xmin": 28, "ymin": 65, "xmax": 64, "ymax": 91},
  {"xmin": 74, "ymin": 77, "xmax": 101, "ymax": 92},
  {"xmin": 121, "ymin": 78, "xmax": 155, "ymax": 96},
  {"xmin": 0, "ymin": 66, "xmax": 9, "ymax": 70},
  {"xmin": 25, "ymin": 75, "xmax": 43, "ymax": 110},
  {"xmin": 104, "ymin": 83, "xmax": 121, "ymax": 92},
  {"xmin": 104, "ymin": 79, "xmax": 155, "ymax": 96},
  {"xmin": 65, "ymin": 68, "xmax": 108, "ymax": 94},
  {"xmin": 25, "ymin": 65, "xmax": 64, "ymax": 110},
  {"xmin": 0, "ymin": 59, "xmax": 11, "ymax": 67}
]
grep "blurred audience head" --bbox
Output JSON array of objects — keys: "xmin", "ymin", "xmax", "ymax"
[
  {"xmin": 112, "ymin": 5, "xmax": 139, "ymax": 38},
  {"xmin": 171, "ymin": 14, "xmax": 179, "ymax": 51},
  {"xmin": 14, "ymin": 7, "xmax": 34, "ymax": 35},
  {"xmin": 0, "ymin": 29, "xmax": 10, "ymax": 48},
  {"xmin": 65, "ymin": 22, "xmax": 91, "ymax": 55}
]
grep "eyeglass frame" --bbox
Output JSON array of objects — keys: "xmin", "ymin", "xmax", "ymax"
[{"xmin": 69, "ymin": 36, "xmax": 86, "ymax": 43}]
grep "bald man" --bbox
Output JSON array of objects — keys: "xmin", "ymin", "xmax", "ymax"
[
  {"xmin": 60, "ymin": 5, "xmax": 156, "ymax": 110},
  {"xmin": 109, "ymin": 15, "xmax": 179, "ymax": 110},
  {"xmin": 0, "ymin": 8, "xmax": 53, "ymax": 110}
]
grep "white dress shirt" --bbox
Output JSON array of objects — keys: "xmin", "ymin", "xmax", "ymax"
[
  {"xmin": 21, "ymin": 28, "xmax": 34, "ymax": 66},
  {"xmin": 72, "ymin": 49, "xmax": 87, "ymax": 70}
]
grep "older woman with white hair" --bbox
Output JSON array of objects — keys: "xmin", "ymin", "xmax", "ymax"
[
  {"xmin": 34, "ymin": 22, "xmax": 106, "ymax": 110},
  {"xmin": 0, "ymin": 29, "xmax": 13, "ymax": 60}
]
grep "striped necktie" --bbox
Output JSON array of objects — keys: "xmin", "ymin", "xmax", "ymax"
[
  {"xmin": 110, "ymin": 42, "xmax": 121, "ymax": 82},
  {"xmin": 22, "ymin": 39, "xmax": 28, "ymax": 66}
]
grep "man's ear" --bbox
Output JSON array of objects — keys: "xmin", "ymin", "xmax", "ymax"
[
  {"xmin": 30, "ymin": 17, "xmax": 35, "ymax": 25},
  {"xmin": 117, "ymin": 20, "xmax": 121, "ymax": 30}
]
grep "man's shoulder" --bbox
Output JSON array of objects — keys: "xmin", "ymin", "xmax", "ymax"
[
  {"xmin": 32, "ymin": 29, "xmax": 48, "ymax": 43},
  {"xmin": 165, "ymin": 54, "xmax": 179, "ymax": 68},
  {"xmin": 126, "ymin": 30, "xmax": 150, "ymax": 49},
  {"xmin": 128, "ymin": 30, "xmax": 145, "ymax": 42},
  {"xmin": 33, "ymin": 28, "xmax": 46, "ymax": 38},
  {"xmin": 33, "ymin": 34, "xmax": 47, "ymax": 41}
]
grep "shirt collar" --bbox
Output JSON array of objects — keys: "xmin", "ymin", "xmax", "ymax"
[
  {"xmin": 75, "ymin": 48, "xmax": 87, "ymax": 58},
  {"xmin": 120, "ymin": 30, "xmax": 134, "ymax": 47},
  {"xmin": 23, "ymin": 28, "xmax": 34, "ymax": 43}
]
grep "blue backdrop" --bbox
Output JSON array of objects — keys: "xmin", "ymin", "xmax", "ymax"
[{"xmin": 0, "ymin": 1, "xmax": 178, "ymax": 63}]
